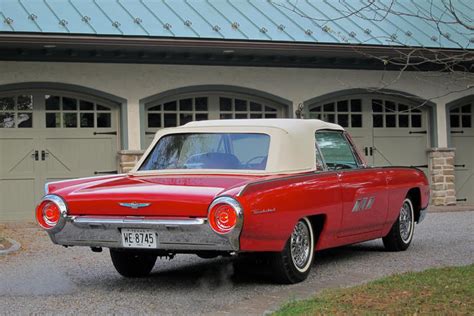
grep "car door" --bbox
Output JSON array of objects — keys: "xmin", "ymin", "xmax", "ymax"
[{"xmin": 316, "ymin": 130, "xmax": 389, "ymax": 237}]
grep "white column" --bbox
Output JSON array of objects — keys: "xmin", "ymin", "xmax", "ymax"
[
  {"xmin": 127, "ymin": 98, "xmax": 141, "ymax": 150},
  {"xmin": 436, "ymin": 102, "xmax": 448, "ymax": 148}
]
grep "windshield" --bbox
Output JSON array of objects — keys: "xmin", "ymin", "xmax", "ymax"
[{"xmin": 139, "ymin": 133, "xmax": 270, "ymax": 171}]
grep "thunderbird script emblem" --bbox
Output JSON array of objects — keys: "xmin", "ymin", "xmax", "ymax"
[{"xmin": 119, "ymin": 202, "xmax": 151, "ymax": 209}]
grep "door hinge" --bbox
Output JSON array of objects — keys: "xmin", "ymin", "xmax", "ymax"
[
  {"xmin": 364, "ymin": 147, "xmax": 374, "ymax": 156},
  {"xmin": 94, "ymin": 170, "xmax": 118, "ymax": 175},
  {"xmin": 41, "ymin": 150, "xmax": 49, "ymax": 161},
  {"xmin": 31, "ymin": 150, "xmax": 39, "ymax": 161},
  {"xmin": 409, "ymin": 130, "xmax": 427, "ymax": 134},
  {"xmin": 411, "ymin": 165, "xmax": 428, "ymax": 168},
  {"xmin": 93, "ymin": 131, "xmax": 117, "ymax": 135},
  {"xmin": 145, "ymin": 131, "xmax": 156, "ymax": 135},
  {"xmin": 450, "ymin": 130, "xmax": 464, "ymax": 134},
  {"xmin": 454, "ymin": 164, "xmax": 466, "ymax": 168},
  {"xmin": 456, "ymin": 198, "xmax": 467, "ymax": 202}
]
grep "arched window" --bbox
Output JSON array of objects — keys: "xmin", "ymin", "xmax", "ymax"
[
  {"xmin": 308, "ymin": 99, "xmax": 362, "ymax": 128},
  {"xmin": 143, "ymin": 91, "xmax": 286, "ymax": 147},
  {"xmin": 449, "ymin": 103, "xmax": 472, "ymax": 128}
]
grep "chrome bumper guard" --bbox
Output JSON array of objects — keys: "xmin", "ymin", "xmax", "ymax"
[{"xmin": 48, "ymin": 216, "xmax": 239, "ymax": 251}]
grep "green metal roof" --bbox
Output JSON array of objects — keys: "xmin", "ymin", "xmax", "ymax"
[{"xmin": 0, "ymin": 0, "xmax": 472, "ymax": 49}]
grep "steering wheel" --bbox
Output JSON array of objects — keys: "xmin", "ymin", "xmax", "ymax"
[
  {"xmin": 334, "ymin": 163, "xmax": 354, "ymax": 170},
  {"xmin": 244, "ymin": 155, "xmax": 267, "ymax": 168}
]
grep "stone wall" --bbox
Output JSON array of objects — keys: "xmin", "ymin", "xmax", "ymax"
[
  {"xmin": 428, "ymin": 148, "xmax": 456, "ymax": 206},
  {"xmin": 118, "ymin": 150, "xmax": 145, "ymax": 173}
]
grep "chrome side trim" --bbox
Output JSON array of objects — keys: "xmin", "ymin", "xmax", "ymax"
[{"xmin": 207, "ymin": 196, "xmax": 243, "ymax": 250}]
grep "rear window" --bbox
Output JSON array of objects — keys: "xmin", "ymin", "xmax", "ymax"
[{"xmin": 139, "ymin": 133, "xmax": 270, "ymax": 171}]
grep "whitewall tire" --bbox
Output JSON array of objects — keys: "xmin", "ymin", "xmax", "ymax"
[{"xmin": 270, "ymin": 217, "xmax": 315, "ymax": 284}]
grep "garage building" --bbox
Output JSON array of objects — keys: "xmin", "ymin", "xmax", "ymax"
[{"xmin": 0, "ymin": 0, "xmax": 473, "ymax": 221}]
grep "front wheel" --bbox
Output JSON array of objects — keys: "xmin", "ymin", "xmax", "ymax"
[
  {"xmin": 270, "ymin": 217, "xmax": 315, "ymax": 284},
  {"xmin": 383, "ymin": 198, "xmax": 415, "ymax": 251},
  {"xmin": 110, "ymin": 249, "xmax": 157, "ymax": 277}
]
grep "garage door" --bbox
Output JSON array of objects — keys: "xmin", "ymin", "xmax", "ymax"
[
  {"xmin": 0, "ymin": 92, "xmax": 119, "ymax": 221},
  {"xmin": 307, "ymin": 95, "xmax": 429, "ymax": 168},
  {"xmin": 449, "ymin": 101, "xmax": 473, "ymax": 204},
  {"xmin": 143, "ymin": 92, "xmax": 284, "ymax": 147}
]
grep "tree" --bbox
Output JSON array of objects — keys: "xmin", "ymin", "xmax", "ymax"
[{"xmin": 272, "ymin": 0, "xmax": 473, "ymax": 113}]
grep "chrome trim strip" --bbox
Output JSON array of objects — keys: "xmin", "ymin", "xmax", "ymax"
[
  {"xmin": 73, "ymin": 217, "xmax": 206, "ymax": 226},
  {"xmin": 44, "ymin": 182, "xmax": 50, "ymax": 195}
]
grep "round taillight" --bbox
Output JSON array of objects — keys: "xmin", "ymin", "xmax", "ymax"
[
  {"xmin": 208, "ymin": 203, "xmax": 238, "ymax": 234},
  {"xmin": 36, "ymin": 200, "xmax": 61, "ymax": 229}
]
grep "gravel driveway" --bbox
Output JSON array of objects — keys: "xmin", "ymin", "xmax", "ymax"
[{"xmin": 1, "ymin": 211, "xmax": 473, "ymax": 315}]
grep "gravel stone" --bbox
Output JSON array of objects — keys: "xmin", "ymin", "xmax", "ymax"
[{"xmin": 0, "ymin": 212, "xmax": 473, "ymax": 315}]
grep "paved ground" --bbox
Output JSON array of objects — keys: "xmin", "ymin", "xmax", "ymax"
[{"xmin": 0, "ymin": 211, "xmax": 473, "ymax": 315}]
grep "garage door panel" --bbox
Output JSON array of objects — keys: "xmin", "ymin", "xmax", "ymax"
[
  {"xmin": 44, "ymin": 137, "xmax": 117, "ymax": 176},
  {"xmin": 1, "ymin": 91, "xmax": 120, "ymax": 221},
  {"xmin": 0, "ymin": 179, "xmax": 36, "ymax": 221},
  {"xmin": 0, "ymin": 137, "xmax": 37, "ymax": 177},
  {"xmin": 451, "ymin": 136, "xmax": 474, "ymax": 204},
  {"xmin": 373, "ymin": 135, "xmax": 427, "ymax": 167}
]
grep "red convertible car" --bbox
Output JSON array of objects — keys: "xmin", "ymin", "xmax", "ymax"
[{"xmin": 36, "ymin": 119, "xmax": 429, "ymax": 283}]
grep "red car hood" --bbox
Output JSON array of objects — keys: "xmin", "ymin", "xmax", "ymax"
[{"xmin": 53, "ymin": 174, "xmax": 261, "ymax": 217}]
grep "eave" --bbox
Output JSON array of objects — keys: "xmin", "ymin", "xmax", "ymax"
[{"xmin": 0, "ymin": 33, "xmax": 472, "ymax": 71}]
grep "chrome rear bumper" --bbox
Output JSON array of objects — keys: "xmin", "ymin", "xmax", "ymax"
[{"xmin": 48, "ymin": 216, "xmax": 239, "ymax": 252}]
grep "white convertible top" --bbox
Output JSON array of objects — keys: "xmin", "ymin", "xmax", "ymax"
[
  {"xmin": 132, "ymin": 119, "xmax": 344, "ymax": 175},
  {"xmin": 183, "ymin": 119, "xmax": 343, "ymax": 134}
]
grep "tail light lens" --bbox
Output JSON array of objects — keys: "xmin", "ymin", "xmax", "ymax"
[
  {"xmin": 208, "ymin": 197, "xmax": 242, "ymax": 235},
  {"xmin": 209, "ymin": 203, "xmax": 237, "ymax": 234},
  {"xmin": 35, "ymin": 195, "xmax": 67, "ymax": 230}
]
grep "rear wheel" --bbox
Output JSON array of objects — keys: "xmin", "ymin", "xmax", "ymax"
[
  {"xmin": 383, "ymin": 198, "xmax": 415, "ymax": 251},
  {"xmin": 110, "ymin": 249, "xmax": 157, "ymax": 277},
  {"xmin": 270, "ymin": 217, "xmax": 315, "ymax": 284}
]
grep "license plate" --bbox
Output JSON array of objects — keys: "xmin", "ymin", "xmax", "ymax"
[{"xmin": 121, "ymin": 229, "xmax": 157, "ymax": 248}]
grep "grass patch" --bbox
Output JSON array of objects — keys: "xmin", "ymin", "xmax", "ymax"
[{"xmin": 275, "ymin": 265, "xmax": 474, "ymax": 315}]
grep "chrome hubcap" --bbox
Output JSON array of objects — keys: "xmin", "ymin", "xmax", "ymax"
[
  {"xmin": 290, "ymin": 221, "xmax": 311, "ymax": 270},
  {"xmin": 399, "ymin": 201, "xmax": 413, "ymax": 243}
]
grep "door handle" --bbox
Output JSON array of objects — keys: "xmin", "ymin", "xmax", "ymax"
[
  {"xmin": 31, "ymin": 150, "xmax": 39, "ymax": 161},
  {"xmin": 369, "ymin": 147, "xmax": 373, "ymax": 156},
  {"xmin": 41, "ymin": 150, "xmax": 49, "ymax": 161},
  {"xmin": 364, "ymin": 147, "xmax": 368, "ymax": 156}
]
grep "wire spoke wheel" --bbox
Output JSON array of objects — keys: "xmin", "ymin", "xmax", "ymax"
[
  {"xmin": 399, "ymin": 200, "xmax": 413, "ymax": 243},
  {"xmin": 290, "ymin": 221, "xmax": 311, "ymax": 270}
]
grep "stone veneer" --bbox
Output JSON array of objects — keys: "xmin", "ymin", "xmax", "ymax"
[
  {"xmin": 428, "ymin": 148, "xmax": 456, "ymax": 206},
  {"xmin": 118, "ymin": 150, "xmax": 145, "ymax": 173}
]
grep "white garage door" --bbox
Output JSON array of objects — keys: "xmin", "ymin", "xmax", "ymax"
[
  {"xmin": 0, "ymin": 92, "xmax": 119, "ymax": 221},
  {"xmin": 307, "ymin": 95, "xmax": 430, "ymax": 169},
  {"xmin": 449, "ymin": 101, "xmax": 473, "ymax": 204}
]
